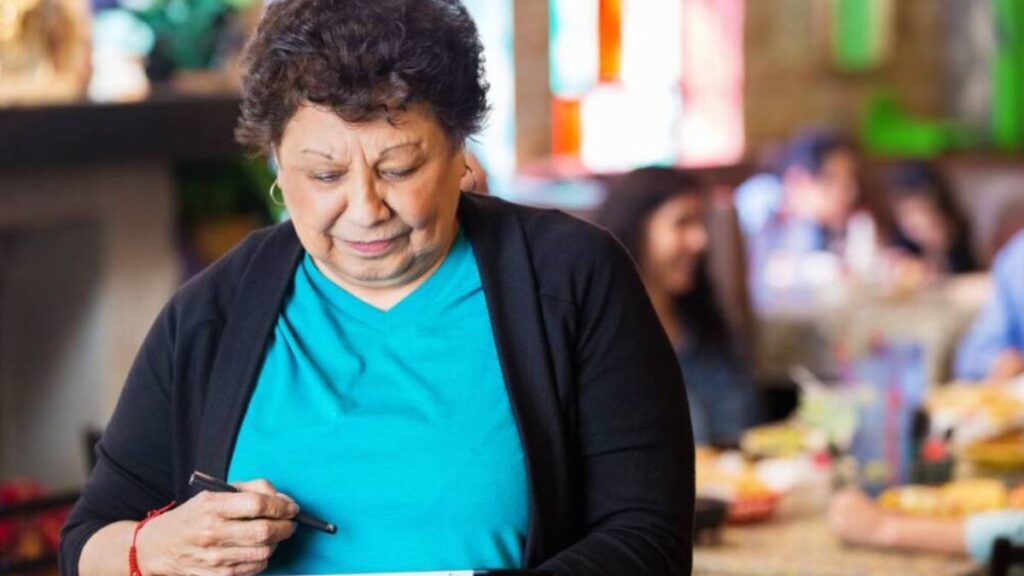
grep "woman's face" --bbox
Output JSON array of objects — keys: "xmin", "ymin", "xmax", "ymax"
[
  {"xmin": 642, "ymin": 194, "xmax": 709, "ymax": 296},
  {"xmin": 817, "ymin": 150, "xmax": 859, "ymax": 226},
  {"xmin": 786, "ymin": 149, "xmax": 860, "ymax": 229},
  {"xmin": 276, "ymin": 103, "xmax": 466, "ymax": 293},
  {"xmin": 893, "ymin": 192, "xmax": 951, "ymax": 254}
]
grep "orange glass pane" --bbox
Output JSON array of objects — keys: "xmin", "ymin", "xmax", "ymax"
[
  {"xmin": 551, "ymin": 97, "xmax": 582, "ymax": 158},
  {"xmin": 598, "ymin": 0, "xmax": 622, "ymax": 84}
]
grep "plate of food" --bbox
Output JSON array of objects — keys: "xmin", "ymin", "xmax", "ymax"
[
  {"xmin": 877, "ymin": 479, "xmax": 1010, "ymax": 518},
  {"xmin": 696, "ymin": 450, "xmax": 782, "ymax": 524}
]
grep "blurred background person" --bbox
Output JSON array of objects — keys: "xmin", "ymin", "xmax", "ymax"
[
  {"xmin": 885, "ymin": 161, "xmax": 977, "ymax": 276},
  {"xmin": 597, "ymin": 167, "xmax": 758, "ymax": 447},
  {"xmin": 956, "ymin": 231, "xmax": 1024, "ymax": 381},
  {"xmin": 734, "ymin": 129, "xmax": 867, "ymax": 304}
]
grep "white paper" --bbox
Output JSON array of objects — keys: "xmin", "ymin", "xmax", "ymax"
[{"xmin": 289, "ymin": 572, "xmax": 475, "ymax": 576}]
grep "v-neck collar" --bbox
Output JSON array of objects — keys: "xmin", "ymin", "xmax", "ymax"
[{"xmin": 301, "ymin": 230, "xmax": 470, "ymax": 330}]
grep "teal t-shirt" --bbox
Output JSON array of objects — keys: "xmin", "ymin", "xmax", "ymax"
[
  {"xmin": 966, "ymin": 510, "xmax": 1024, "ymax": 562},
  {"xmin": 227, "ymin": 231, "xmax": 529, "ymax": 574}
]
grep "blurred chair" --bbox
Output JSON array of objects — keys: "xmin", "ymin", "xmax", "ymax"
[
  {"xmin": 990, "ymin": 537, "xmax": 1024, "ymax": 576},
  {"xmin": 83, "ymin": 426, "xmax": 103, "ymax": 474},
  {"xmin": 941, "ymin": 155, "xmax": 1024, "ymax": 267},
  {"xmin": 993, "ymin": 200, "xmax": 1024, "ymax": 258}
]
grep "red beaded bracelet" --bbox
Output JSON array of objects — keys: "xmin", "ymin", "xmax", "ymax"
[{"xmin": 128, "ymin": 501, "xmax": 176, "ymax": 576}]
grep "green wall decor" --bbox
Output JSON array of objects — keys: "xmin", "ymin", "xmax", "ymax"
[
  {"xmin": 830, "ymin": 0, "xmax": 894, "ymax": 72},
  {"xmin": 993, "ymin": 0, "xmax": 1024, "ymax": 150}
]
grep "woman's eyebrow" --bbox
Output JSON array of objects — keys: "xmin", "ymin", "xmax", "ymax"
[
  {"xmin": 301, "ymin": 148, "xmax": 335, "ymax": 160},
  {"xmin": 378, "ymin": 141, "xmax": 422, "ymax": 158}
]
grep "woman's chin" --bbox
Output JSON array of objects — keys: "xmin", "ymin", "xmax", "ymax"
[
  {"xmin": 344, "ymin": 251, "xmax": 448, "ymax": 289},
  {"xmin": 671, "ymin": 277, "xmax": 698, "ymax": 297}
]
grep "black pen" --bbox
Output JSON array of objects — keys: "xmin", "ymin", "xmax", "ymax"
[{"xmin": 189, "ymin": 470, "xmax": 337, "ymax": 535}]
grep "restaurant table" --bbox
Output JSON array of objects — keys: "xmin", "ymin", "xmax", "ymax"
[
  {"xmin": 693, "ymin": 516, "xmax": 983, "ymax": 576},
  {"xmin": 753, "ymin": 274, "xmax": 993, "ymax": 386}
]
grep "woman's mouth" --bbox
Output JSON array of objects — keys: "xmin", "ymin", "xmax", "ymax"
[{"xmin": 344, "ymin": 235, "xmax": 405, "ymax": 257}]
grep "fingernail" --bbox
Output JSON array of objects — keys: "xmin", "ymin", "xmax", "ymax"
[{"xmin": 278, "ymin": 493, "xmax": 296, "ymax": 504}]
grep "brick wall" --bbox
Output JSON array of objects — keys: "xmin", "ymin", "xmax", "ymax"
[{"xmin": 743, "ymin": 0, "xmax": 945, "ymax": 157}]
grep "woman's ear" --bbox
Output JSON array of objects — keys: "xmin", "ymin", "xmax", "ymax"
[
  {"xmin": 461, "ymin": 151, "xmax": 490, "ymax": 195},
  {"xmin": 459, "ymin": 161, "xmax": 475, "ymax": 193}
]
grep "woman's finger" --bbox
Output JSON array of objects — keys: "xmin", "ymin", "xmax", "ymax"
[
  {"xmin": 215, "ymin": 519, "xmax": 297, "ymax": 547},
  {"xmin": 213, "ymin": 491, "xmax": 299, "ymax": 520},
  {"xmin": 232, "ymin": 478, "xmax": 278, "ymax": 496},
  {"xmin": 224, "ymin": 560, "xmax": 270, "ymax": 576},
  {"xmin": 233, "ymin": 478, "xmax": 298, "ymax": 507}
]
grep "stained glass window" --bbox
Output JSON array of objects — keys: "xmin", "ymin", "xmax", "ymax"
[{"xmin": 550, "ymin": 0, "xmax": 745, "ymax": 171}]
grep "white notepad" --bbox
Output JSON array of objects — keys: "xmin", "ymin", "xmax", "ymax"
[{"xmin": 289, "ymin": 570, "xmax": 542, "ymax": 575}]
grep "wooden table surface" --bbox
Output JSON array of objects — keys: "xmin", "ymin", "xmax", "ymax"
[{"xmin": 693, "ymin": 516, "xmax": 983, "ymax": 576}]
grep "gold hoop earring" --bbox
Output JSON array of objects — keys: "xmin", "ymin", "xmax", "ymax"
[
  {"xmin": 463, "ymin": 164, "xmax": 477, "ymax": 194},
  {"xmin": 268, "ymin": 180, "xmax": 284, "ymax": 206}
]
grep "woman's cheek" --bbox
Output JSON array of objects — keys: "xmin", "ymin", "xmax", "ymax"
[
  {"xmin": 290, "ymin": 188, "xmax": 341, "ymax": 233},
  {"xmin": 388, "ymin": 189, "xmax": 435, "ymax": 230}
]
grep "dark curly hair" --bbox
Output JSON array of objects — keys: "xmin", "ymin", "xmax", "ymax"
[
  {"xmin": 775, "ymin": 128, "xmax": 857, "ymax": 176},
  {"xmin": 235, "ymin": 0, "xmax": 490, "ymax": 155}
]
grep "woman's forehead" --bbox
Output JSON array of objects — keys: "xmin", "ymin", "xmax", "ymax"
[{"xmin": 280, "ymin": 103, "xmax": 444, "ymax": 157}]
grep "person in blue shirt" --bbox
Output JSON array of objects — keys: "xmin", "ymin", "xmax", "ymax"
[
  {"xmin": 735, "ymin": 129, "xmax": 861, "ymax": 241},
  {"xmin": 955, "ymin": 231, "xmax": 1024, "ymax": 381},
  {"xmin": 734, "ymin": 129, "xmax": 864, "ymax": 305},
  {"xmin": 830, "ymin": 488, "xmax": 1024, "ymax": 564},
  {"xmin": 597, "ymin": 167, "xmax": 758, "ymax": 446}
]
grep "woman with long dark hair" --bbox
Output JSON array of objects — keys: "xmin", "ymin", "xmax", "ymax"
[
  {"xmin": 886, "ymin": 161, "xmax": 977, "ymax": 275},
  {"xmin": 597, "ymin": 167, "xmax": 757, "ymax": 445}
]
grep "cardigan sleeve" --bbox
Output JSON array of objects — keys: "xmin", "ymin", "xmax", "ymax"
[
  {"xmin": 59, "ymin": 303, "xmax": 179, "ymax": 576},
  {"xmin": 537, "ymin": 232, "xmax": 695, "ymax": 576}
]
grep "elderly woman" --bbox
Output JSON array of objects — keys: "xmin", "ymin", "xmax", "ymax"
[{"xmin": 59, "ymin": 1, "xmax": 694, "ymax": 575}]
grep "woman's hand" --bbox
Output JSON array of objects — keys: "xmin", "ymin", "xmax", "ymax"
[
  {"xmin": 829, "ymin": 487, "xmax": 971, "ymax": 557},
  {"xmin": 135, "ymin": 479, "xmax": 299, "ymax": 576},
  {"xmin": 989, "ymin": 349, "xmax": 1024, "ymax": 382},
  {"xmin": 828, "ymin": 487, "xmax": 893, "ymax": 548}
]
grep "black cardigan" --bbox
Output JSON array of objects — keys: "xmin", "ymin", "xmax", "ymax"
[{"xmin": 60, "ymin": 193, "xmax": 695, "ymax": 575}]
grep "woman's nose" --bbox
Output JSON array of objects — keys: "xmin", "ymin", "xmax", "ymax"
[
  {"xmin": 343, "ymin": 176, "xmax": 391, "ymax": 227},
  {"xmin": 689, "ymin": 226, "xmax": 710, "ymax": 254}
]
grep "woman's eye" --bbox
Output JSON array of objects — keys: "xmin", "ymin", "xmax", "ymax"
[
  {"xmin": 312, "ymin": 172, "xmax": 343, "ymax": 183},
  {"xmin": 380, "ymin": 167, "xmax": 416, "ymax": 180}
]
